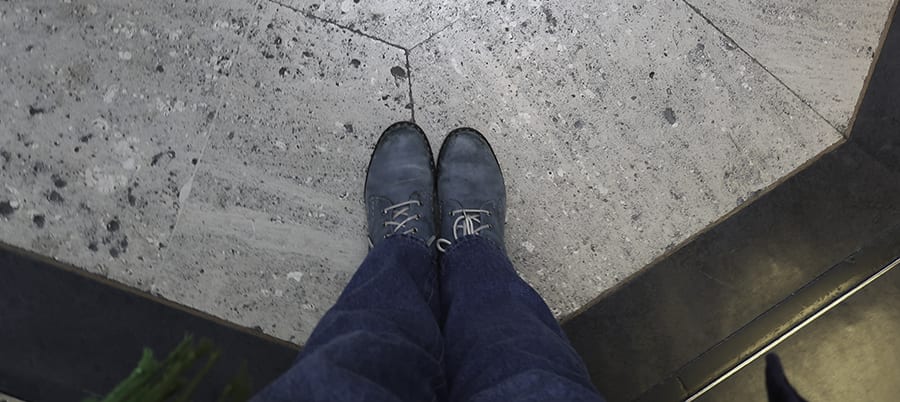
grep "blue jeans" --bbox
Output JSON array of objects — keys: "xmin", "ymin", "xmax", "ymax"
[{"xmin": 253, "ymin": 235, "xmax": 604, "ymax": 402}]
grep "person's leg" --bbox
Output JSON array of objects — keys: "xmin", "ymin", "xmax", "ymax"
[
  {"xmin": 253, "ymin": 122, "xmax": 445, "ymax": 402},
  {"xmin": 253, "ymin": 235, "xmax": 444, "ymax": 402},
  {"xmin": 436, "ymin": 129, "xmax": 604, "ymax": 402},
  {"xmin": 441, "ymin": 237, "xmax": 602, "ymax": 402}
]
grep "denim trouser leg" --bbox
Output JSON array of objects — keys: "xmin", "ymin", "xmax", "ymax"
[
  {"xmin": 252, "ymin": 235, "xmax": 445, "ymax": 402},
  {"xmin": 440, "ymin": 236, "xmax": 605, "ymax": 402}
]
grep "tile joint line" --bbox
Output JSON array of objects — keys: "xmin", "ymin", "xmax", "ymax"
[
  {"xmin": 265, "ymin": 0, "xmax": 408, "ymax": 51},
  {"xmin": 262, "ymin": 0, "xmax": 416, "ymax": 121},
  {"xmin": 679, "ymin": 0, "xmax": 845, "ymax": 138},
  {"xmin": 404, "ymin": 51, "xmax": 416, "ymax": 122},
  {"xmin": 409, "ymin": 18, "xmax": 461, "ymax": 51}
]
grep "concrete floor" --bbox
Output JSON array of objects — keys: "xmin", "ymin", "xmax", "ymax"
[{"xmin": 0, "ymin": 0, "xmax": 892, "ymax": 343}]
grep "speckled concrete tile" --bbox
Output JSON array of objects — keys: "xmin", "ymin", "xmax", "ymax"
[
  {"xmin": 161, "ymin": 202, "xmax": 362, "ymax": 343},
  {"xmin": 0, "ymin": 0, "xmax": 226, "ymax": 283},
  {"xmin": 410, "ymin": 0, "xmax": 843, "ymax": 318},
  {"xmin": 2, "ymin": 0, "xmax": 886, "ymax": 347},
  {"xmin": 282, "ymin": 0, "xmax": 473, "ymax": 48},
  {"xmin": 0, "ymin": 0, "xmax": 407, "ymax": 342},
  {"xmin": 684, "ymin": 0, "xmax": 894, "ymax": 132},
  {"xmin": 154, "ymin": 3, "xmax": 411, "ymax": 341}
]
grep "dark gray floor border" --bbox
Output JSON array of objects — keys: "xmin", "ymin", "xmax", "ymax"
[
  {"xmin": 1, "ymin": 240, "xmax": 300, "ymax": 350},
  {"xmin": 643, "ymin": 223, "xmax": 900, "ymax": 401},
  {"xmin": 0, "ymin": 241, "xmax": 299, "ymax": 402},
  {"xmin": 684, "ymin": 252, "xmax": 900, "ymax": 401}
]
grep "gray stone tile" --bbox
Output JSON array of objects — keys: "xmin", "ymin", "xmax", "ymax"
[
  {"xmin": 685, "ymin": 0, "xmax": 894, "ymax": 132},
  {"xmin": 283, "ymin": 0, "xmax": 472, "ymax": 49},
  {"xmin": 0, "ymin": 0, "xmax": 225, "ymax": 282},
  {"xmin": 2, "ymin": 0, "xmax": 884, "ymax": 348},
  {"xmin": 410, "ymin": 0, "xmax": 843, "ymax": 317},
  {"xmin": 0, "ymin": 0, "xmax": 408, "ymax": 343},
  {"xmin": 161, "ymin": 202, "xmax": 362, "ymax": 343},
  {"xmin": 154, "ymin": 2, "xmax": 411, "ymax": 341}
]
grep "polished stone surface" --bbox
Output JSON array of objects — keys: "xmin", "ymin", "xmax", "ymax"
[
  {"xmin": 412, "ymin": 0, "xmax": 841, "ymax": 320},
  {"xmin": 149, "ymin": 0, "xmax": 411, "ymax": 343},
  {"xmin": 686, "ymin": 0, "xmax": 894, "ymax": 132},
  {"xmin": 282, "ymin": 0, "xmax": 471, "ymax": 49},
  {"xmin": 0, "ymin": 0, "xmax": 407, "ymax": 342},
  {"xmin": 0, "ymin": 0, "xmax": 890, "ymax": 344}
]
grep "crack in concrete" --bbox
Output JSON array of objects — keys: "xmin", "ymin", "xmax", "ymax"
[
  {"xmin": 304, "ymin": 13, "xmax": 407, "ymax": 51},
  {"xmin": 166, "ymin": 106, "xmax": 218, "ymax": 249},
  {"xmin": 265, "ymin": 0, "xmax": 405, "ymax": 51},
  {"xmin": 680, "ymin": 0, "xmax": 847, "ymax": 138},
  {"xmin": 409, "ymin": 17, "xmax": 461, "ymax": 51},
  {"xmin": 404, "ymin": 51, "xmax": 417, "ymax": 122}
]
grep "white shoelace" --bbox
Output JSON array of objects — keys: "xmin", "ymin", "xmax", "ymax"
[
  {"xmin": 383, "ymin": 200, "xmax": 421, "ymax": 236},
  {"xmin": 436, "ymin": 209, "xmax": 492, "ymax": 252},
  {"xmin": 370, "ymin": 200, "xmax": 436, "ymax": 247}
]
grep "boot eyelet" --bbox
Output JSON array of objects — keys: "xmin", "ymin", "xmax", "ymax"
[{"xmin": 412, "ymin": 228, "xmax": 418, "ymax": 233}]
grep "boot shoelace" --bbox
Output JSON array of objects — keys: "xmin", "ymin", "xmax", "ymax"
[
  {"xmin": 376, "ymin": 200, "xmax": 437, "ymax": 247},
  {"xmin": 383, "ymin": 200, "xmax": 421, "ymax": 236},
  {"xmin": 436, "ymin": 209, "xmax": 492, "ymax": 252}
]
